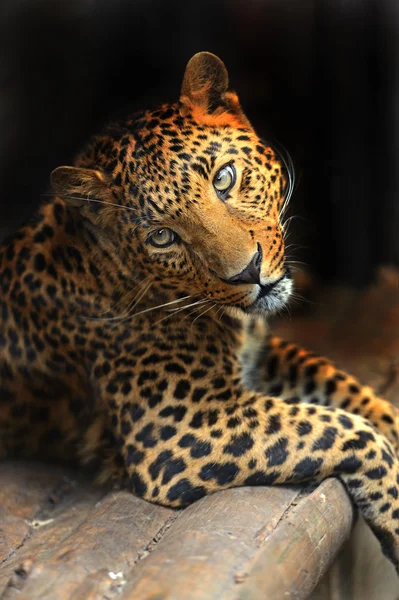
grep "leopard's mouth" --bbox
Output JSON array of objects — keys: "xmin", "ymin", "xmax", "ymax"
[
  {"xmin": 203, "ymin": 268, "xmax": 292, "ymax": 315},
  {"xmin": 257, "ymin": 275, "xmax": 285, "ymax": 299},
  {"xmin": 240, "ymin": 273, "xmax": 293, "ymax": 315}
]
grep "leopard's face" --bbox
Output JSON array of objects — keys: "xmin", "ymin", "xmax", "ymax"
[{"xmin": 52, "ymin": 53, "xmax": 293, "ymax": 316}]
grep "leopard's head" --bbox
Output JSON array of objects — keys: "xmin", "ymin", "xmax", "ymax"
[{"xmin": 52, "ymin": 52, "xmax": 293, "ymax": 315}]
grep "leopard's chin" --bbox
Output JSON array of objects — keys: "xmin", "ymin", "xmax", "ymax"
[{"xmin": 238, "ymin": 275, "xmax": 293, "ymax": 315}]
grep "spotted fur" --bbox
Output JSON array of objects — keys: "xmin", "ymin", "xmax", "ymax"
[{"xmin": 1, "ymin": 52, "xmax": 399, "ymax": 572}]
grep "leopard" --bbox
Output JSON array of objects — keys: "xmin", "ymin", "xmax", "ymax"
[{"xmin": 1, "ymin": 51, "xmax": 399, "ymax": 573}]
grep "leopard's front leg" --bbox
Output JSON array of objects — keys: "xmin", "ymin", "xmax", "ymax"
[
  {"xmin": 92, "ymin": 363, "xmax": 399, "ymax": 574},
  {"xmin": 242, "ymin": 322, "xmax": 399, "ymax": 451}
]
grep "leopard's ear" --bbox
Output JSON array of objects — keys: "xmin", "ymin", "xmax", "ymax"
[
  {"xmin": 179, "ymin": 52, "xmax": 250, "ymax": 127},
  {"xmin": 51, "ymin": 166, "xmax": 108, "ymax": 208},
  {"xmin": 181, "ymin": 52, "xmax": 229, "ymax": 108}
]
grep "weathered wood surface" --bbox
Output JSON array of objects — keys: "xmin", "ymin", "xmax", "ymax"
[
  {"xmin": 121, "ymin": 485, "xmax": 302, "ymax": 599},
  {"xmin": 0, "ymin": 468, "xmax": 173, "ymax": 599},
  {"xmin": 122, "ymin": 480, "xmax": 352, "ymax": 600},
  {"xmin": 237, "ymin": 479, "xmax": 353, "ymax": 600},
  {"xmin": 0, "ymin": 270, "xmax": 398, "ymax": 599},
  {"xmin": 0, "ymin": 464, "xmax": 350, "ymax": 600}
]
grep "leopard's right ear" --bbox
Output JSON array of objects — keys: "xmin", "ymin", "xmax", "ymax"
[
  {"xmin": 179, "ymin": 52, "xmax": 251, "ymax": 128},
  {"xmin": 51, "ymin": 166, "xmax": 109, "ymax": 208},
  {"xmin": 180, "ymin": 52, "xmax": 229, "ymax": 112}
]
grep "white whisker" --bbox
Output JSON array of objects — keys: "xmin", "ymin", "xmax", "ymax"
[
  {"xmin": 87, "ymin": 281, "xmax": 152, "ymax": 322},
  {"xmin": 114, "ymin": 282, "xmax": 153, "ymax": 324},
  {"xmin": 97, "ymin": 276, "xmax": 151, "ymax": 317},
  {"xmin": 87, "ymin": 293, "xmax": 197, "ymax": 323},
  {"xmin": 184, "ymin": 301, "xmax": 212, "ymax": 319},
  {"xmin": 152, "ymin": 298, "xmax": 209, "ymax": 326},
  {"xmin": 191, "ymin": 303, "xmax": 217, "ymax": 325},
  {"xmin": 61, "ymin": 195, "xmax": 139, "ymax": 215}
]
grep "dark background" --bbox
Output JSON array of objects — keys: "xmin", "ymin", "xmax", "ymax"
[{"xmin": 1, "ymin": 0, "xmax": 398, "ymax": 284}]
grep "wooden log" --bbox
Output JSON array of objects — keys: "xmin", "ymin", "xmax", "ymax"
[
  {"xmin": 119, "ymin": 480, "xmax": 353, "ymax": 600},
  {"xmin": 0, "ymin": 462, "xmax": 79, "ymax": 565},
  {"xmin": 1, "ymin": 491, "xmax": 173, "ymax": 599},
  {"xmin": 69, "ymin": 569, "xmax": 126, "ymax": 600},
  {"xmin": 237, "ymin": 478, "xmax": 354, "ymax": 600},
  {"xmin": 121, "ymin": 486, "xmax": 303, "ymax": 600},
  {"xmin": 0, "ymin": 508, "xmax": 30, "ymax": 566},
  {"xmin": 0, "ymin": 467, "xmax": 105, "ymax": 590}
]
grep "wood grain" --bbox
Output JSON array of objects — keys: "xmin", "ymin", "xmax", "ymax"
[
  {"xmin": 237, "ymin": 479, "xmax": 353, "ymax": 600},
  {"xmin": 1, "ymin": 491, "xmax": 173, "ymax": 599},
  {"xmin": 121, "ymin": 486, "xmax": 303, "ymax": 599}
]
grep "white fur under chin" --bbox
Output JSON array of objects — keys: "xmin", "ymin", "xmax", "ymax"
[
  {"xmin": 212, "ymin": 275, "xmax": 293, "ymax": 319},
  {"xmin": 247, "ymin": 275, "xmax": 293, "ymax": 315}
]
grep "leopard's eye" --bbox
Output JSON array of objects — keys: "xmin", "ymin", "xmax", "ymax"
[
  {"xmin": 148, "ymin": 228, "xmax": 177, "ymax": 248},
  {"xmin": 213, "ymin": 164, "xmax": 236, "ymax": 198}
]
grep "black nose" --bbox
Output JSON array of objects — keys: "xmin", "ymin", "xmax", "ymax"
[{"xmin": 226, "ymin": 243, "xmax": 263, "ymax": 285}]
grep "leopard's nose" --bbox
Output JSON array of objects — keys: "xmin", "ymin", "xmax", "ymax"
[{"xmin": 226, "ymin": 243, "xmax": 263, "ymax": 285}]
